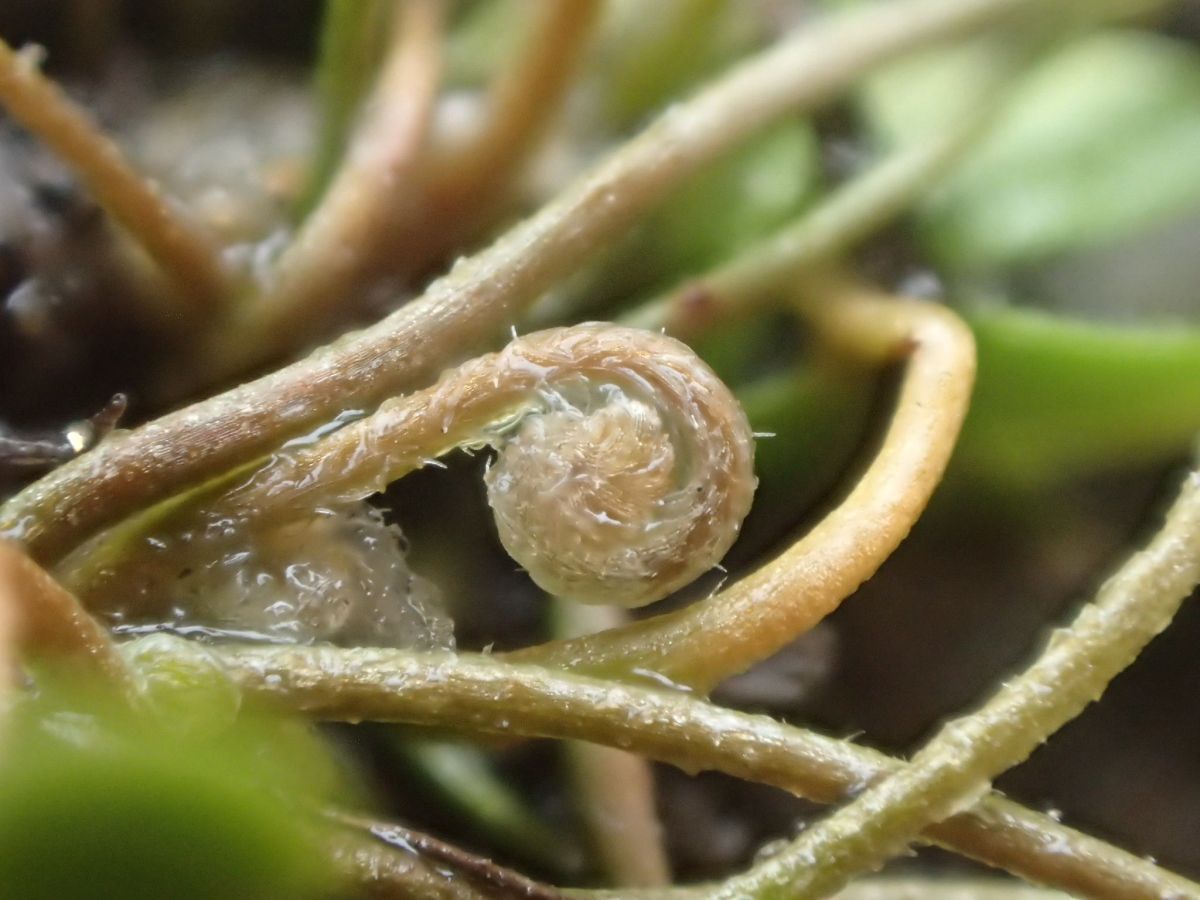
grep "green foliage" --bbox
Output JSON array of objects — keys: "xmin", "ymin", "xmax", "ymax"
[
  {"xmin": 649, "ymin": 120, "xmax": 819, "ymax": 281},
  {"xmin": 599, "ymin": 0, "xmax": 756, "ymax": 128},
  {"xmin": 864, "ymin": 31, "xmax": 1200, "ymax": 270},
  {"xmin": 957, "ymin": 306, "xmax": 1200, "ymax": 486},
  {"xmin": 445, "ymin": 0, "xmax": 525, "ymax": 87},
  {"xmin": 0, "ymin": 669, "xmax": 341, "ymax": 900}
]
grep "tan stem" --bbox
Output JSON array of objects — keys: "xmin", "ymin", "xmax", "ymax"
[
  {"xmin": 222, "ymin": 0, "xmax": 446, "ymax": 368},
  {"xmin": 559, "ymin": 604, "xmax": 670, "ymax": 886},
  {"xmin": 0, "ymin": 39, "xmax": 230, "ymax": 313},
  {"xmin": 215, "ymin": 644, "xmax": 1200, "ymax": 900},
  {"xmin": 0, "ymin": 541, "xmax": 134, "ymax": 693},
  {"xmin": 516, "ymin": 284, "xmax": 974, "ymax": 691},
  {"xmin": 410, "ymin": 0, "xmax": 604, "ymax": 259}
]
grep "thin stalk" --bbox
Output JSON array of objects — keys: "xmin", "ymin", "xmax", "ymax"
[
  {"xmin": 0, "ymin": 541, "xmax": 135, "ymax": 694},
  {"xmin": 214, "ymin": 645, "xmax": 1200, "ymax": 900},
  {"xmin": 576, "ymin": 877, "xmax": 1072, "ymax": 899},
  {"xmin": 824, "ymin": 881, "xmax": 1069, "ymax": 900},
  {"xmin": 0, "ymin": 39, "xmax": 231, "ymax": 314},
  {"xmin": 516, "ymin": 282, "xmax": 974, "ymax": 692},
  {"xmin": 302, "ymin": 0, "xmax": 390, "ymax": 214},
  {"xmin": 712, "ymin": 470, "xmax": 1200, "ymax": 899},
  {"xmin": 557, "ymin": 603, "xmax": 670, "ymax": 887},
  {"xmin": 620, "ymin": 114, "xmax": 992, "ymax": 338},
  {"xmin": 219, "ymin": 0, "xmax": 446, "ymax": 371},
  {"xmin": 328, "ymin": 813, "xmax": 562, "ymax": 900},
  {"xmin": 408, "ymin": 0, "xmax": 604, "ymax": 261}
]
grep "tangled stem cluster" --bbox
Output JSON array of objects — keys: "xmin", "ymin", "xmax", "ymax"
[{"xmin": 0, "ymin": 0, "xmax": 1197, "ymax": 897}]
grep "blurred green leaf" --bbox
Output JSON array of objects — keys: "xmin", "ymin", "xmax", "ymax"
[
  {"xmin": 955, "ymin": 306, "xmax": 1200, "ymax": 486},
  {"xmin": 599, "ymin": 0, "xmax": 757, "ymax": 128},
  {"xmin": 0, "ymin": 674, "xmax": 341, "ymax": 900},
  {"xmin": 865, "ymin": 31, "xmax": 1200, "ymax": 270},
  {"xmin": 446, "ymin": 0, "xmax": 525, "ymax": 87},
  {"xmin": 739, "ymin": 365, "xmax": 872, "ymax": 491},
  {"xmin": 643, "ymin": 119, "xmax": 819, "ymax": 287}
]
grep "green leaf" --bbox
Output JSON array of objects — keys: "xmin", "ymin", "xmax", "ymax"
[
  {"xmin": 599, "ymin": 0, "xmax": 756, "ymax": 128},
  {"xmin": 445, "ymin": 0, "xmax": 525, "ymax": 87},
  {"xmin": 0, "ymin": 678, "xmax": 340, "ymax": 900},
  {"xmin": 866, "ymin": 32, "xmax": 1200, "ymax": 270},
  {"xmin": 955, "ymin": 306, "xmax": 1200, "ymax": 486},
  {"xmin": 646, "ymin": 119, "xmax": 819, "ymax": 283}
]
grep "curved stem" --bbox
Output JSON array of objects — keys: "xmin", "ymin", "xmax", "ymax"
[
  {"xmin": 0, "ymin": 541, "xmax": 134, "ymax": 694},
  {"xmin": 516, "ymin": 283, "xmax": 974, "ymax": 691},
  {"xmin": 2, "ymin": 0, "xmax": 1043, "ymax": 566},
  {"xmin": 213, "ymin": 644, "xmax": 1200, "ymax": 900},
  {"xmin": 217, "ymin": 0, "xmax": 446, "ymax": 372},
  {"xmin": 713, "ymin": 470, "xmax": 1200, "ymax": 899},
  {"xmin": 0, "ymin": 39, "xmax": 231, "ymax": 314}
]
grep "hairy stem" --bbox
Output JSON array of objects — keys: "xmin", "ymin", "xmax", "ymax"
[
  {"xmin": 213, "ymin": 645, "xmax": 1200, "ymax": 900},
  {"xmin": 713, "ymin": 471, "xmax": 1200, "ymax": 899},
  {"xmin": 328, "ymin": 813, "xmax": 561, "ymax": 900},
  {"xmin": 2, "ymin": 0, "xmax": 1044, "ymax": 565},
  {"xmin": 577, "ymin": 877, "xmax": 1076, "ymax": 900},
  {"xmin": 517, "ymin": 283, "xmax": 974, "ymax": 691},
  {"xmin": 0, "ymin": 39, "xmax": 231, "ymax": 314}
]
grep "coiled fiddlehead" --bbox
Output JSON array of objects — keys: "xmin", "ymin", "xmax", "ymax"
[
  {"xmin": 71, "ymin": 324, "xmax": 757, "ymax": 628},
  {"xmin": 232, "ymin": 323, "xmax": 758, "ymax": 609}
]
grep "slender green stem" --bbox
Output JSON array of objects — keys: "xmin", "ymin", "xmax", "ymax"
[
  {"xmin": 619, "ymin": 112, "xmax": 993, "ymax": 338},
  {"xmin": 213, "ymin": 645, "xmax": 1200, "ymax": 900},
  {"xmin": 212, "ymin": 0, "xmax": 446, "ymax": 374},
  {"xmin": 713, "ymin": 470, "xmax": 1200, "ymax": 899},
  {"xmin": 2, "ymin": 0, "xmax": 1048, "ymax": 565},
  {"xmin": 573, "ymin": 877, "xmax": 1072, "ymax": 900},
  {"xmin": 398, "ymin": 737, "xmax": 576, "ymax": 874},
  {"xmin": 302, "ymin": 0, "xmax": 389, "ymax": 214}
]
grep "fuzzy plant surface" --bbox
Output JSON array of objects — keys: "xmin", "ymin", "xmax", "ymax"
[{"xmin": 1, "ymin": 1, "xmax": 1200, "ymax": 897}]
